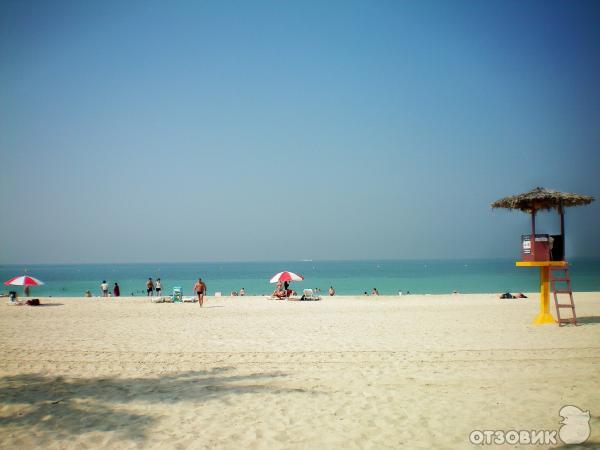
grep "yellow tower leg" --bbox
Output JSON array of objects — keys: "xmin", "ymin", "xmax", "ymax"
[{"xmin": 533, "ymin": 266, "xmax": 555, "ymax": 325}]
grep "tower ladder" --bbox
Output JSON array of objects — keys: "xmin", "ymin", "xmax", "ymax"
[{"xmin": 550, "ymin": 266, "xmax": 577, "ymax": 326}]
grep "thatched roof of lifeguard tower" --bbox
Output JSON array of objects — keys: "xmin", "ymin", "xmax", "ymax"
[{"xmin": 491, "ymin": 187, "xmax": 594, "ymax": 212}]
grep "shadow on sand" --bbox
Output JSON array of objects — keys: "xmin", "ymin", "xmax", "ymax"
[
  {"xmin": 5, "ymin": 303, "xmax": 63, "ymax": 307},
  {"xmin": 0, "ymin": 368, "xmax": 291, "ymax": 443},
  {"xmin": 575, "ymin": 316, "xmax": 600, "ymax": 325}
]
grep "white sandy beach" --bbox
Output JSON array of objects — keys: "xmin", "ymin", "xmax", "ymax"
[{"xmin": 1, "ymin": 293, "xmax": 599, "ymax": 449}]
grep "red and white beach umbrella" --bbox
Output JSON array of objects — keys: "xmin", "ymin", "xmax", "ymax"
[
  {"xmin": 269, "ymin": 271, "xmax": 304, "ymax": 283},
  {"xmin": 4, "ymin": 276, "xmax": 45, "ymax": 286}
]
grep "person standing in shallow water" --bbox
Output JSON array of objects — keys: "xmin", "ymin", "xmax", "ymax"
[
  {"xmin": 155, "ymin": 278, "xmax": 162, "ymax": 296},
  {"xmin": 146, "ymin": 278, "xmax": 154, "ymax": 296},
  {"xmin": 113, "ymin": 283, "xmax": 120, "ymax": 297},
  {"xmin": 194, "ymin": 278, "xmax": 207, "ymax": 307},
  {"xmin": 100, "ymin": 280, "xmax": 109, "ymax": 297}
]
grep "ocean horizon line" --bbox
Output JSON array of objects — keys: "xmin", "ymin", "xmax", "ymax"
[{"xmin": 3, "ymin": 256, "xmax": 600, "ymax": 267}]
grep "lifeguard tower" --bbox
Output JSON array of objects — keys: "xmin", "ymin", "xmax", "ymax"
[{"xmin": 491, "ymin": 187, "xmax": 594, "ymax": 326}]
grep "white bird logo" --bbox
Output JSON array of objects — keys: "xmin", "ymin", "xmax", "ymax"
[{"xmin": 559, "ymin": 405, "xmax": 591, "ymax": 445}]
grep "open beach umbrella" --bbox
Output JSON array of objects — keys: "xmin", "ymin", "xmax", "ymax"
[
  {"xmin": 269, "ymin": 271, "xmax": 304, "ymax": 283},
  {"xmin": 4, "ymin": 275, "xmax": 45, "ymax": 287}
]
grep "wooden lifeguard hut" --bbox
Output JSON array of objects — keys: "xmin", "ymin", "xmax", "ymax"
[{"xmin": 491, "ymin": 187, "xmax": 594, "ymax": 326}]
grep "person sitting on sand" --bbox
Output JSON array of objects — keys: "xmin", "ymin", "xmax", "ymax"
[
  {"xmin": 371, "ymin": 288, "xmax": 379, "ymax": 296},
  {"xmin": 272, "ymin": 287, "xmax": 289, "ymax": 299},
  {"xmin": 272, "ymin": 281, "xmax": 283, "ymax": 297},
  {"xmin": 328, "ymin": 286, "xmax": 335, "ymax": 296},
  {"xmin": 84, "ymin": 290, "xmax": 92, "ymax": 298},
  {"xmin": 231, "ymin": 290, "xmax": 238, "ymax": 296},
  {"xmin": 272, "ymin": 282, "xmax": 292, "ymax": 299},
  {"xmin": 364, "ymin": 291, "xmax": 369, "ymax": 296},
  {"xmin": 273, "ymin": 290, "xmax": 287, "ymax": 299}
]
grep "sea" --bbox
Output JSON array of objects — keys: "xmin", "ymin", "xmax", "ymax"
[{"xmin": 1, "ymin": 259, "xmax": 599, "ymax": 297}]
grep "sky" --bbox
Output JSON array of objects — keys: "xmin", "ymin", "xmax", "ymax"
[{"xmin": 1, "ymin": 0, "xmax": 599, "ymax": 264}]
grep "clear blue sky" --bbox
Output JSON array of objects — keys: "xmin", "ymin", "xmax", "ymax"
[{"xmin": 1, "ymin": 0, "xmax": 599, "ymax": 264}]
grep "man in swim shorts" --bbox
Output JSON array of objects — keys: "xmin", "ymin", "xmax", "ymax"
[
  {"xmin": 194, "ymin": 278, "xmax": 206, "ymax": 307},
  {"xmin": 146, "ymin": 278, "xmax": 154, "ymax": 296}
]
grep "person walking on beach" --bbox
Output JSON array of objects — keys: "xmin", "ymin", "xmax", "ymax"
[
  {"xmin": 155, "ymin": 278, "xmax": 162, "ymax": 296},
  {"xmin": 146, "ymin": 278, "xmax": 154, "ymax": 296},
  {"xmin": 113, "ymin": 282, "xmax": 120, "ymax": 297},
  {"xmin": 100, "ymin": 280, "xmax": 109, "ymax": 297},
  {"xmin": 194, "ymin": 278, "xmax": 206, "ymax": 307}
]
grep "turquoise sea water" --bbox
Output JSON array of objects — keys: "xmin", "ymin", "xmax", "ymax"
[{"xmin": 1, "ymin": 259, "xmax": 599, "ymax": 297}]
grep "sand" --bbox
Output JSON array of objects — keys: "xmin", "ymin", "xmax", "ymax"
[{"xmin": 1, "ymin": 293, "xmax": 599, "ymax": 449}]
